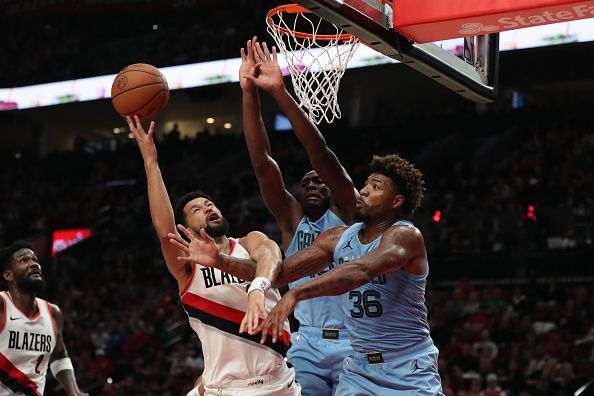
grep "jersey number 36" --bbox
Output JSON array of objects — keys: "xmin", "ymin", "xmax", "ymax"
[{"xmin": 349, "ymin": 290, "xmax": 383, "ymax": 318}]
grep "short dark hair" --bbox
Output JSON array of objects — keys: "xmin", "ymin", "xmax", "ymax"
[
  {"xmin": 370, "ymin": 154, "xmax": 425, "ymax": 216},
  {"xmin": 0, "ymin": 240, "xmax": 34, "ymax": 272},
  {"xmin": 173, "ymin": 191, "xmax": 214, "ymax": 227}
]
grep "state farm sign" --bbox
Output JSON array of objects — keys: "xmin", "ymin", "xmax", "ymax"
[{"xmin": 394, "ymin": 0, "xmax": 594, "ymax": 43}]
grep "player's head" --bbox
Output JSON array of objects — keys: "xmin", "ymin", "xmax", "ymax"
[
  {"xmin": 298, "ymin": 170, "xmax": 331, "ymax": 214},
  {"xmin": 355, "ymin": 154, "xmax": 425, "ymax": 222},
  {"xmin": 174, "ymin": 191, "xmax": 229, "ymax": 239},
  {"xmin": 0, "ymin": 241, "xmax": 45, "ymax": 293}
]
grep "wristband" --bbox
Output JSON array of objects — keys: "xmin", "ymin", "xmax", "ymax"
[
  {"xmin": 247, "ymin": 277, "xmax": 271, "ymax": 295},
  {"xmin": 50, "ymin": 357, "xmax": 74, "ymax": 377}
]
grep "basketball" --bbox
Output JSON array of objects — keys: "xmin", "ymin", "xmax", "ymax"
[{"xmin": 111, "ymin": 63, "xmax": 169, "ymax": 121}]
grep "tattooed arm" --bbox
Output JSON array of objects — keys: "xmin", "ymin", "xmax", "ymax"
[
  {"xmin": 257, "ymin": 224, "xmax": 426, "ymax": 343},
  {"xmin": 293, "ymin": 225, "xmax": 424, "ymax": 299},
  {"xmin": 169, "ymin": 225, "xmax": 346, "ymax": 287},
  {"xmin": 271, "ymin": 225, "xmax": 347, "ymax": 288}
]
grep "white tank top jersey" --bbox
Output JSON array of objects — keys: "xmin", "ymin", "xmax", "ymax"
[
  {"xmin": 179, "ymin": 238, "xmax": 292, "ymax": 390},
  {"xmin": 0, "ymin": 291, "xmax": 57, "ymax": 396}
]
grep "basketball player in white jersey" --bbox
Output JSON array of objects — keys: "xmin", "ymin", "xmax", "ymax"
[
  {"xmin": 0, "ymin": 241, "xmax": 87, "ymax": 396},
  {"xmin": 127, "ymin": 115, "xmax": 301, "ymax": 396}
]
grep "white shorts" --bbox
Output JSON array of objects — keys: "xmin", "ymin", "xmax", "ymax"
[{"xmin": 204, "ymin": 362, "xmax": 301, "ymax": 396}]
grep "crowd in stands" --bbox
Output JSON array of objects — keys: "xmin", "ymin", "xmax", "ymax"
[
  {"xmin": 0, "ymin": 102, "xmax": 593, "ymax": 395},
  {"xmin": 1, "ymin": 0, "xmax": 276, "ymax": 87}
]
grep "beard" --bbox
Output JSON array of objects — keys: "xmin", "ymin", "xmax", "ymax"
[
  {"xmin": 15, "ymin": 273, "xmax": 46, "ymax": 293},
  {"xmin": 204, "ymin": 217, "xmax": 230, "ymax": 238},
  {"xmin": 354, "ymin": 210, "xmax": 369, "ymax": 223}
]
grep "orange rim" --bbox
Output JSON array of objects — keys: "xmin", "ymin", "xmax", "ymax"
[{"xmin": 266, "ymin": 4, "xmax": 357, "ymax": 42}]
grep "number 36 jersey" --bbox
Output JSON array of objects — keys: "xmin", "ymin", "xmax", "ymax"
[{"xmin": 332, "ymin": 220, "xmax": 431, "ymax": 354}]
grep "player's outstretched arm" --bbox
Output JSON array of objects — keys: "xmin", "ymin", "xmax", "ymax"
[
  {"xmin": 127, "ymin": 116, "xmax": 189, "ymax": 287},
  {"xmin": 169, "ymin": 225, "xmax": 342, "ymax": 288},
  {"xmin": 240, "ymin": 37, "xmax": 302, "ymax": 249},
  {"xmin": 248, "ymin": 40, "xmax": 358, "ymax": 223},
  {"xmin": 257, "ymin": 225, "xmax": 425, "ymax": 343},
  {"xmin": 48, "ymin": 304, "xmax": 88, "ymax": 396}
]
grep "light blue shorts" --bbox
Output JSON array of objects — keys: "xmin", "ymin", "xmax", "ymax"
[
  {"xmin": 287, "ymin": 326, "xmax": 353, "ymax": 396},
  {"xmin": 336, "ymin": 338, "xmax": 444, "ymax": 396}
]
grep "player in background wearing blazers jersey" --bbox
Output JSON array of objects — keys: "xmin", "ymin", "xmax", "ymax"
[
  {"xmin": 178, "ymin": 154, "xmax": 444, "ymax": 395},
  {"xmin": 0, "ymin": 241, "xmax": 87, "ymax": 396},
  {"xmin": 240, "ymin": 37, "xmax": 357, "ymax": 396},
  {"xmin": 127, "ymin": 116, "xmax": 300, "ymax": 396}
]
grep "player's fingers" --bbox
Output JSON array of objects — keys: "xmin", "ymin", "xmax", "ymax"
[
  {"xmin": 170, "ymin": 238, "xmax": 189, "ymax": 252},
  {"xmin": 252, "ymin": 44, "xmax": 262, "ymax": 63},
  {"xmin": 126, "ymin": 116, "xmax": 138, "ymax": 136},
  {"xmin": 258, "ymin": 320, "xmax": 269, "ymax": 343},
  {"xmin": 134, "ymin": 115, "xmax": 143, "ymax": 131},
  {"xmin": 272, "ymin": 46, "xmax": 278, "ymax": 62},
  {"xmin": 199, "ymin": 228, "xmax": 215, "ymax": 243},
  {"xmin": 254, "ymin": 41, "xmax": 266, "ymax": 63},
  {"xmin": 147, "ymin": 121, "xmax": 155, "ymax": 139},
  {"xmin": 247, "ymin": 310, "xmax": 256, "ymax": 334},
  {"xmin": 262, "ymin": 42, "xmax": 271, "ymax": 61},
  {"xmin": 268, "ymin": 317, "xmax": 277, "ymax": 343},
  {"xmin": 249, "ymin": 36, "xmax": 258, "ymax": 61},
  {"xmin": 240, "ymin": 47, "xmax": 247, "ymax": 61},
  {"xmin": 177, "ymin": 224, "xmax": 196, "ymax": 240},
  {"xmin": 167, "ymin": 232, "xmax": 189, "ymax": 246}
]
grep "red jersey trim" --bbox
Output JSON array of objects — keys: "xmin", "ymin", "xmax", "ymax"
[
  {"xmin": 45, "ymin": 301, "xmax": 58, "ymax": 339},
  {"xmin": 0, "ymin": 292, "xmax": 6, "ymax": 333},
  {"xmin": 228, "ymin": 238, "xmax": 236, "ymax": 255},
  {"xmin": 0, "ymin": 352, "xmax": 42, "ymax": 396},
  {"xmin": 5, "ymin": 292, "xmax": 41, "ymax": 321},
  {"xmin": 182, "ymin": 291, "xmax": 291, "ymax": 347},
  {"xmin": 179, "ymin": 263, "xmax": 197, "ymax": 298}
]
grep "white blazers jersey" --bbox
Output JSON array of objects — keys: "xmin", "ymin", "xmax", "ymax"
[
  {"xmin": 180, "ymin": 238, "xmax": 292, "ymax": 390},
  {"xmin": 0, "ymin": 291, "xmax": 57, "ymax": 396}
]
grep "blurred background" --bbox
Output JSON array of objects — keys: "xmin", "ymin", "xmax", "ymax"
[{"xmin": 0, "ymin": 1, "xmax": 593, "ymax": 395}]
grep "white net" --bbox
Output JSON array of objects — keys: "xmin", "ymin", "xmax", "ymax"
[{"xmin": 267, "ymin": 6, "xmax": 360, "ymax": 124}]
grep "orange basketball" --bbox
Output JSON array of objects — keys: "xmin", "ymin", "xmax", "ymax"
[{"xmin": 111, "ymin": 63, "xmax": 169, "ymax": 121}]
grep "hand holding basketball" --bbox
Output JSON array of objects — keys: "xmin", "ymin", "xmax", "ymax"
[
  {"xmin": 111, "ymin": 63, "xmax": 169, "ymax": 121},
  {"xmin": 126, "ymin": 115, "xmax": 157, "ymax": 162}
]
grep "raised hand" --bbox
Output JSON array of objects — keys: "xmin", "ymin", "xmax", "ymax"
[
  {"xmin": 239, "ymin": 290, "xmax": 268, "ymax": 335},
  {"xmin": 168, "ymin": 225, "xmax": 220, "ymax": 268},
  {"xmin": 255, "ymin": 290, "xmax": 297, "ymax": 344},
  {"xmin": 126, "ymin": 115, "xmax": 157, "ymax": 162},
  {"xmin": 246, "ymin": 40, "xmax": 284, "ymax": 95},
  {"xmin": 239, "ymin": 36, "xmax": 259, "ymax": 91}
]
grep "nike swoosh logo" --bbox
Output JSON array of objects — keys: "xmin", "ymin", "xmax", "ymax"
[
  {"xmin": 287, "ymin": 379, "xmax": 294, "ymax": 388},
  {"xmin": 9, "ymin": 316, "xmax": 21, "ymax": 321}
]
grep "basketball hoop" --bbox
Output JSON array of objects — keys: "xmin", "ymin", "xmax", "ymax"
[{"xmin": 266, "ymin": 4, "xmax": 360, "ymax": 124}]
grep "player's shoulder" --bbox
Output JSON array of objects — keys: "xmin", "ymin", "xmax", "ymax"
[
  {"xmin": 44, "ymin": 301, "xmax": 63, "ymax": 318},
  {"xmin": 386, "ymin": 221, "xmax": 425, "ymax": 245},
  {"xmin": 238, "ymin": 230, "xmax": 267, "ymax": 246}
]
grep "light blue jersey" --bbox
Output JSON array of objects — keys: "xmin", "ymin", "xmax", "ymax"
[
  {"xmin": 286, "ymin": 209, "xmax": 346, "ymax": 329},
  {"xmin": 332, "ymin": 220, "xmax": 443, "ymax": 395},
  {"xmin": 285, "ymin": 208, "xmax": 352, "ymax": 396}
]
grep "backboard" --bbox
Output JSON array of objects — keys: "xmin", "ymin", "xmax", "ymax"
[{"xmin": 292, "ymin": 0, "xmax": 499, "ymax": 102}]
